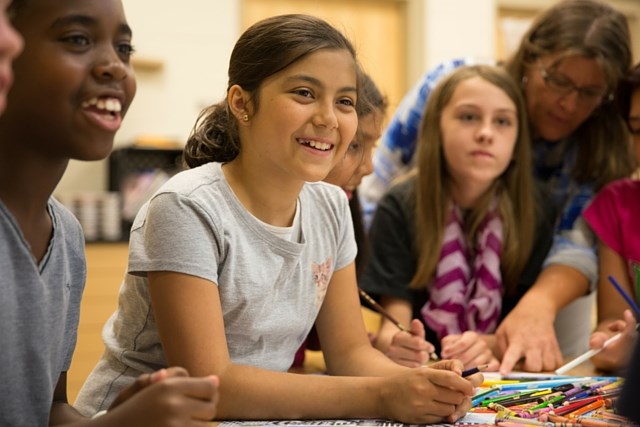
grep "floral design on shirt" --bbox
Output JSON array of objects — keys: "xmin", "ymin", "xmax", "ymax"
[{"xmin": 312, "ymin": 257, "xmax": 333, "ymax": 309}]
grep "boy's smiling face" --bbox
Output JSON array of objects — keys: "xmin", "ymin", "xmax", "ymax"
[{"xmin": 5, "ymin": 0, "xmax": 136, "ymax": 161}]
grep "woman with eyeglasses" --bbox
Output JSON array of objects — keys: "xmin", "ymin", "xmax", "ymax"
[{"xmin": 358, "ymin": 0, "xmax": 634, "ymax": 374}]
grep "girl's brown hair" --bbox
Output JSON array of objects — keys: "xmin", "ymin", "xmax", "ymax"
[{"xmin": 411, "ymin": 65, "xmax": 535, "ymax": 295}]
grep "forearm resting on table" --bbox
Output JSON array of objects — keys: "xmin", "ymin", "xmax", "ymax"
[{"xmin": 214, "ymin": 364, "xmax": 385, "ymax": 420}]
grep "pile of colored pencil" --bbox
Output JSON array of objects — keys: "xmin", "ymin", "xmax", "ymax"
[{"xmin": 469, "ymin": 375, "xmax": 637, "ymax": 427}]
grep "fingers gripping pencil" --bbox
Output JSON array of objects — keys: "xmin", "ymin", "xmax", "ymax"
[{"xmin": 358, "ymin": 288, "xmax": 439, "ymax": 360}]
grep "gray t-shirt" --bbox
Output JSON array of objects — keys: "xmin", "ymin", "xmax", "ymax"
[
  {"xmin": 76, "ymin": 162, "xmax": 357, "ymax": 415},
  {"xmin": 0, "ymin": 198, "xmax": 85, "ymax": 427}
]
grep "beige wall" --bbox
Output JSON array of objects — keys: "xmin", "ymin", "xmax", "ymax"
[{"xmin": 54, "ymin": 0, "xmax": 640, "ymax": 194}]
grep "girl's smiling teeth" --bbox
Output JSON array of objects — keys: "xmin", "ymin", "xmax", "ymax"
[
  {"xmin": 82, "ymin": 96, "xmax": 122, "ymax": 120},
  {"xmin": 298, "ymin": 138, "xmax": 333, "ymax": 151}
]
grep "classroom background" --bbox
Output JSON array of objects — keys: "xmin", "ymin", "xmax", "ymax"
[
  {"xmin": 55, "ymin": 0, "xmax": 640, "ymax": 196},
  {"xmin": 62, "ymin": 0, "xmax": 640, "ymax": 402}
]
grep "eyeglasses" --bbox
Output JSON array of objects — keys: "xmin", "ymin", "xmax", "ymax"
[{"xmin": 538, "ymin": 62, "xmax": 612, "ymax": 107}]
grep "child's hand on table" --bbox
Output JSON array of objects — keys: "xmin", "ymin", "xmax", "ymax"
[
  {"xmin": 441, "ymin": 331, "xmax": 500, "ymax": 371},
  {"xmin": 106, "ymin": 366, "xmax": 219, "ymax": 426},
  {"xmin": 378, "ymin": 359, "xmax": 480, "ymax": 424}
]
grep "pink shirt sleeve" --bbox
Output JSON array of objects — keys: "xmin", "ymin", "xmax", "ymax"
[{"xmin": 583, "ymin": 178, "xmax": 640, "ymax": 258}]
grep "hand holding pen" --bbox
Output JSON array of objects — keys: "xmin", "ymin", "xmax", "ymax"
[
  {"xmin": 385, "ymin": 318, "xmax": 438, "ymax": 368},
  {"xmin": 358, "ymin": 288, "xmax": 438, "ymax": 367}
]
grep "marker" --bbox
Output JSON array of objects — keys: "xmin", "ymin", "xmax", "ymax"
[
  {"xmin": 498, "ymin": 392, "xmax": 553, "ymax": 407},
  {"xmin": 551, "ymin": 397, "xmax": 600, "ymax": 416},
  {"xmin": 566, "ymin": 399, "xmax": 604, "ymax": 418},
  {"xmin": 499, "ymin": 378, "xmax": 592, "ymax": 391},
  {"xmin": 482, "ymin": 379, "xmax": 522, "ymax": 387},
  {"xmin": 481, "ymin": 390, "xmax": 539, "ymax": 407},
  {"xmin": 471, "ymin": 386, "xmax": 502, "ymax": 407},
  {"xmin": 526, "ymin": 394, "xmax": 566, "ymax": 412}
]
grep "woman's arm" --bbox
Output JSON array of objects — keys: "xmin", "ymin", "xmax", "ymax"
[{"xmin": 496, "ymin": 189, "xmax": 596, "ymax": 375}]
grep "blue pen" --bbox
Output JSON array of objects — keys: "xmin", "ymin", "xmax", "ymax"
[{"xmin": 607, "ymin": 275, "xmax": 640, "ymax": 318}]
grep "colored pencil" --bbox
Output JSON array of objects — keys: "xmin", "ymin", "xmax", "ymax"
[
  {"xmin": 607, "ymin": 275, "xmax": 640, "ymax": 318},
  {"xmin": 463, "ymin": 364, "xmax": 490, "ymax": 377},
  {"xmin": 358, "ymin": 288, "xmax": 407, "ymax": 331}
]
